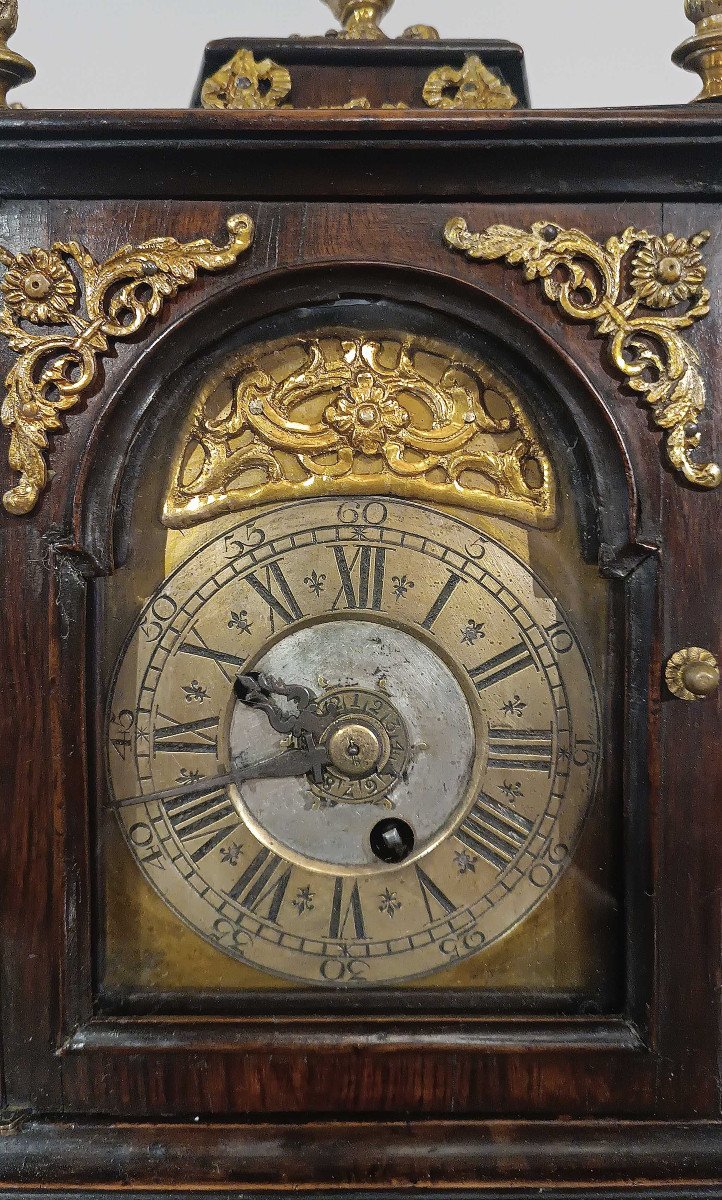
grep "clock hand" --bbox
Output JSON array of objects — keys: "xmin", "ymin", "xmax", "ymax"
[
  {"xmin": 234, "ymin": 671, "xmax": 335, "ymax": 783},
  {"xmin": 111, "ymin": 745, "xmax": 330, "ymax": 810}
]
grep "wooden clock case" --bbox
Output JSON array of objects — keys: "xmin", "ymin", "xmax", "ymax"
[{"xmin": 0, "ymin": 40, "xmax": 721, "ymax": 1197}]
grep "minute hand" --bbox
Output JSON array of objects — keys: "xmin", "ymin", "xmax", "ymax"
[{"xmin": 111, "ymin": 746, "xmax": 329, "ymax": 810}]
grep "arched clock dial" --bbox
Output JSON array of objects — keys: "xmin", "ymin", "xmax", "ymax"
[{"xmin": 106, "ymin": 497, "xmax": 601, "ymax": 986}]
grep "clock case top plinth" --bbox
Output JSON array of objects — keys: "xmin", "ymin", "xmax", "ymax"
[{"xmin": 191, "ymin": 36, "xmax": 529, "ymax": 110}]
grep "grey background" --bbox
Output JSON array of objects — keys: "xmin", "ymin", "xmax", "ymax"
[{"xmin": 13, "ymin": 0, "xmax": 695, "ymax": 110}]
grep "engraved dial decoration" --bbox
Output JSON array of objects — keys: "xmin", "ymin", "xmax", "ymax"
[{"xmin": 106, "ymin": 498, "xmax": 601, "ymax": 986}]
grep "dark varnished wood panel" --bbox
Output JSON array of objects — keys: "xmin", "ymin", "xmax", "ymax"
[{"xmin": 0, "ymin": 151, "xmax": 718, "ymax": 1197}]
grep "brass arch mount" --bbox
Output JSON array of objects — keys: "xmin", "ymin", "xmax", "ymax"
[
  {"xmin": 444, "ymin": 217, "xmax": 721, "ymax": 492},
  {"xmin": 0, "ymin": 215, "xmax": 255, "ymax": 516}
]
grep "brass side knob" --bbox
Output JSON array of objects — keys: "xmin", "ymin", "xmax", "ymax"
[{"xmin": 666, "ymin": 647, "xmax": 720, "ymax": 701}]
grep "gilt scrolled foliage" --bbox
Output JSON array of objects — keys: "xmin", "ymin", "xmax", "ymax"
[
  {"xmin": 0, "ymin": 214, "xmax": 255, "ymax": 515},
  {"xmin": 444, "ymin": 217, "xmax": 720, "ymax": 491}
]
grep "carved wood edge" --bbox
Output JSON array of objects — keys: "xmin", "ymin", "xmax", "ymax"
[{"xmin": 0, "ymin": 1119, "xmax": 722, "ymax": 1185}]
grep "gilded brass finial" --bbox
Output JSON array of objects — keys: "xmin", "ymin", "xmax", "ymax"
[
  {"xmin": 0, "ymin": 0, "xmax": 35, "ymax": 108},
  {"xmin": 674, "ymin": 0, "xmax": 722, "ymax": 101},
  {"xmin": 322, "ymin": 0, "xmax": 394, "ymax": 39}
]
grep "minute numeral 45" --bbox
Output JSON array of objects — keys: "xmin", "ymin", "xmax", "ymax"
[
  {"xmin": 456, "ymin": 794, "xmax": 534, "ymax": 871},
  {"xmin": 487, "ymin": 727, "xmax": 553, "ymax": 774},
  {"xmin": 332, "ymin": 545, "xmax": 386, "ymax": 612},
  {"xmin": 467, "ymin": 641, "xmax": 537, "ymax": 693},
  {"xmin": 165, "ymin": 786, "xmax": 238, "ymax": 863}
]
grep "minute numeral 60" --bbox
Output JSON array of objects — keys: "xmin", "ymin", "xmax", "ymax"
[{"xmin": 337, "ymin": 501, "xmax": 388, "ymax": 527}]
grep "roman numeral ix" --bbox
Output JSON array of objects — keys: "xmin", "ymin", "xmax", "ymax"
[{"xmin": 165, "ymin": 785, "xmax": 238, "ymax": 863}]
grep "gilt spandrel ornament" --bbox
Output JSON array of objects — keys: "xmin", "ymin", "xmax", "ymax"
[
  {"xmin": 445, "ymin": 218, "xmax": 721, "ymax": 491},
  {"xmin": 0, "ymin": 215, "xmax": 255, "ymax": 516},
  {"xmin": 163, "ymin": 333, "xmax": 555, "ymax": 529}
]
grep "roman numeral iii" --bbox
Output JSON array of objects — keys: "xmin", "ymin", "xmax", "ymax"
[{"xmin": 487, "ymin": 728, "xmax": 553, "ymax": 773}]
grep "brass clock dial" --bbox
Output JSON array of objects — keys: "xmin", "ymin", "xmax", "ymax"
[{"xmin": 106, "ymin": 497, "xmax": 601, "ymax": 986}]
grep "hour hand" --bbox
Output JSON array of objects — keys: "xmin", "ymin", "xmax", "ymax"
[{"xmin": 234, "ymin": 671, "xmax": 317, "ymax": 735}]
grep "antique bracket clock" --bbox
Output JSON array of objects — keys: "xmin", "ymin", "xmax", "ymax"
[{"xmin": 0, "ymin": 0, "xmax": 721, "ymax": 1195}]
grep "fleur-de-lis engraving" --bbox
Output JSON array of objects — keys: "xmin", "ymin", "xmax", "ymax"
[
  {"xmin": 379, "ymin": 888, "xmax": 402, "ymax": 917},
  {"xmin": 228, "ymin": 610, "xmax": 253, "ymax": 633},
  {"xmin": 305, "ymin": 569, "xmax": 326, "ymax": 597},
  {"xmin": 176, "ymin": 768, "xmax": 203, "ymax": 786},
  {"xmin": 220, "ymin": 842, "xmax": 243, "ymax": 866},
  {"xmin": 183, "ymin": 680, "xmax": 209, "ymax": 704},
  {"xmin": 500, "ymin": 780, "xmax": 523, "ymax": 801},
  {"xmin": 502, "ymin": 694, "xmax": 527, "ymax": 718},
  {"xmin": 392, "ymin": 574, "xmax": 415, "ymax": 600},
  {"xmin": 461, "ymin": 618, "xmax": 486, "ymax": 645},
  {"xmin": 293, "ymin": 886, "xmax": 316, "ymax": 914},
  {"xmin": 454, "ymin": 849, "xmax": 478, "ymax": 876}
]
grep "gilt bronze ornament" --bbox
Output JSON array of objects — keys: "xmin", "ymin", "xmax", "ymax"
[
  {"xmin": 674, "ymin": 0, "xmax": 722, "ymax": 101},
  {"xmin": 445, "ymin": 218, "xmax": 720, "ymax": 491},
  {"xmin": 163, "ymin": 332, "xmax": 555, "ymax": 529},
  {"xmin": 0, "ymin": 0, "xmax": 34, "ymax": 108},
  {"xmin": 0, "ymin": 215, "xmax": 255, "ymax": 515}
]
